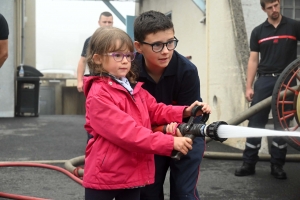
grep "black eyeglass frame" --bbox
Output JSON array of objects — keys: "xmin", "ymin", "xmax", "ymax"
[{"xmin": 140, "ymin": 37, "xmax": 179, "ymax": 53}]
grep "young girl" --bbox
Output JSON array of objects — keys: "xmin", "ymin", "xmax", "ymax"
[{"xmin": 83, "ymin": 27, "xmax": 211, "ymax": 200}]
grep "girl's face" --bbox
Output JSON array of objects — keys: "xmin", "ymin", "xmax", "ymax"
[
  {"xmin": 93, "ymin": 41, "xmax": 134, "ymax": 79},
  {"xmin": 102, "ymin": 51, "xmax": 133, "ymax": 79}
]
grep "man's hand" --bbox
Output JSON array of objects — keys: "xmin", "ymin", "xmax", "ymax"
[
  {"xmin": 77, "ymin": 80, "xmax": 83, "ymax": 92},
  {"xmin": 245, "ymin": 87, "xmax": 254, "ymax": 102},
  {"xmin": 77, "ymin": 56, "xmax": 86, "ymax": 92}
]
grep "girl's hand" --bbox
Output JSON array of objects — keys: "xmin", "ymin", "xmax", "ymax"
[
  {"xmin": 173, "ymin": 137, "xmax": 193, "ymax": 155},
  {"xmin": 183, "ymin": 101, "xmax": 211, "ymax": 118},
  {"xmin": 165, "ymin": 122, "xmax": 183, "ymax": 137}
]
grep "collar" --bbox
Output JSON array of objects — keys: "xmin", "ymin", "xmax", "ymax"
[{"xmin": 263, "ymin": 15, "xmax": 287, "ymax": 27}]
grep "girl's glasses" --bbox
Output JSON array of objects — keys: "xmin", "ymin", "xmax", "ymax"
[{"xmin": 104, "ymin": 52, "xmax": 136, "ymax": 62}]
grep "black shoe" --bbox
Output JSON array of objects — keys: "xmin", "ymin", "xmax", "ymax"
[
  {"xmin": 235, "ymin": 162, "xmax": 255, "ymax": 176},
  {"xmin": 271, "ymin": 164, "xmax": 287, "ymax": 179}
]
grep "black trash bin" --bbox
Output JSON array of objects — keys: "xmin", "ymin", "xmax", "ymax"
[{"xmin": 15, "ymin": 65, "xmax": 44, "ymax": 117}]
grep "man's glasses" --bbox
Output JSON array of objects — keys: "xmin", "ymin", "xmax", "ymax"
[
  {"xmin": 104, "ymin": 52, "xmax": 136, "ymax": 62},
  {"xmin": 140, "ymin": 37, "xmax": 179, "ymax": 53}
]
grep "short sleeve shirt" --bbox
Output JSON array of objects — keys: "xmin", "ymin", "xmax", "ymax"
[
  {"xmin": 81, "ymin": 36, "xmax": 91, "ymax": 57},
  {"xmin": 0, "ymin": 14, "xmax": 9, "ymax": 40},
  {"xmin": 250, "ymin": 16, "xmax": 300, "ymax": 74}
]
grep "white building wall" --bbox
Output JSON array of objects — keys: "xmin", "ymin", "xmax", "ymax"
[
  {"xmin": 0, "ymin": 0, "xmax": 16, "ymax": 117},
  {"xmin": 206, "ymin": 0, "xmax": 247, "ymax": 124}
]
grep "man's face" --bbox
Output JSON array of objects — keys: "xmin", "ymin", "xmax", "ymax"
[
  {"xmin": 134, "ymin": 29, "xmax": 175, "ymax": 70},
  {"xmin": 98, "ymin": 15, "xmax": 113, "ymax": 27},
  {"xmin": 263, "ymin": 0, "xmax": 281, "ymax": 20}
]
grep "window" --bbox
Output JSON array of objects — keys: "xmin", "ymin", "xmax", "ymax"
[
  {"xmin": 281, "ymin": 0, "xmax": 300, "ymax": 56},
  {"xmin": 192, "ymin": 0, "xmax": 206, "ymax": 14}
]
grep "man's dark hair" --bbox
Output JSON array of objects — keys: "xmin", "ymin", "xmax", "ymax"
[
  {"xmin": 100, "ymin": 11, "xmax": 112, "ymax": 18},
  {"xmin": 134, "ymin": 10, "xmax": 174, "ymax": 42},
  {"xmin": 260, "ymin": 0, "xmax": 279, "ymax": 9}
]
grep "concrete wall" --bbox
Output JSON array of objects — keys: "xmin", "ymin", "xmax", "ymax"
[
  {"xmin": 24, "ymin": 0, "xmax": 36, "ymax": 67},
  {"xmin": 206, "ymin": 0, "xmax": 248, "ymax": 124},
  {"xmin": 0, "ymin": 0, "xmax": 16, "ymax": 117}
]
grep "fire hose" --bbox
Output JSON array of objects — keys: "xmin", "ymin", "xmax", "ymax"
[{"xmin": 0, "ymin": 161, "xmax": 82, "ymax": 200}]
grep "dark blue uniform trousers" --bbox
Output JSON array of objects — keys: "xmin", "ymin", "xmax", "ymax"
[
  {"xmin": 243, "ymin": 76, "xmax": 289, "ymax": 166},
  {"xmin": 140, "ymin": 137, "xmax": 205, "ymax": 200}
]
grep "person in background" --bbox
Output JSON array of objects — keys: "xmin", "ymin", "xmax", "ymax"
[
  {"xmin": 235, "ymin": 0, "xmax": 300, "ymax": 180},
  {"xmin": 134, "ymin": 10, "xmax": 206, "ymax": 200},
  {"xmin": 77, "ymin": 11, "xmax": 113, "ymax": 92},
  {"xmin": 0, "ymin": 13, "xmax": 9, "ymax": 68},
  {"xmin": 82, "ymin": 26, "xmax": 211, "ymax": 200}
]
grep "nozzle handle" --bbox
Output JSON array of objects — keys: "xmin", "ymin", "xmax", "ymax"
[
  {"xmin": 171, "ymin": 105, "xmax": 209, "ymax": 160},
  {"xmin": 190, "ymin": 105, "xmax": 209, "ymax": 123},
  {"xmin": 171, "ymin": 134, "xmax": 195, "ymax": 160}
]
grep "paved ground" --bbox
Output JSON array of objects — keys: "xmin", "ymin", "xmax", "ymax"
[{"xmin": 0, "ymin": 115, "xmax": 300, "ymax": 200}]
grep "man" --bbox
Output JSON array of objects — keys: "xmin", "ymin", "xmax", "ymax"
[
  {"xmin": 235, "ymin": 0, "xmax": 300, "ymax": 179},
  {"xmin": 134, "ymin": 10, "xmax": 206, "ymax": 200},
  {"xmin": 77, "ymin": 11, "xmax": 113, "ymax": 92},
  {"xmin": 0, "ymin": 13, "xmax": 9, "ymax": 68}
]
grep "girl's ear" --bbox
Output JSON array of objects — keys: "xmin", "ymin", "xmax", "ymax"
[
  {"xmin": 134, "ymin": 41, "xmax": 142, "ymax": 53},
  {"xmin": 92, "ymin": 54, "xmax": 102, "ymax": 64}
]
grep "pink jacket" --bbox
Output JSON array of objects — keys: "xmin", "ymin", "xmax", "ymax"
[{"xmin": 82, "ymin": 76, "xmax": 186, "ymax": 190}]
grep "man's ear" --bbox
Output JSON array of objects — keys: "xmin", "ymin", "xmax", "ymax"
[
  {"xmin": 92, "ymin": 54, "xmax": 102, "ymax": 64},
  {"xmin": 134, "ymin": 41, "xmax": 142, "ymax": 53}
]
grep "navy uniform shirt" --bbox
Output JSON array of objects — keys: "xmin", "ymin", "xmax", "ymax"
[
  {"xmin": 135, "ymin": 51, "xmax": 202, "ymax": 122},
  {"xmin": 250, "ymin": 16, "xmax": 300, "ymax": 74},
  {"xmin": 0, "ymin": 14, "xmax": 9, "ymax": 40}
]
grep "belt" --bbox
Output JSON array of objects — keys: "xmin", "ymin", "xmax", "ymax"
[{"xmin": 257, "ymin": 73, "xmax": 281, "ymax": 77}]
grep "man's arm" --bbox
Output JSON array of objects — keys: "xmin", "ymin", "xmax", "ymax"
[
  {"xmin": 0, "ymin": 39, "xmax": 8, "ymax": 68},
  {"xmin": 77, "ymin": 37, "xmax": 90, "ymax": 92},
  {"xmin": 245, "ymin": 51, "xmax": 259, "ymax": 102},
  {"xmin": 0, "ymin": 14, "xmax": 9, "ymax": 68},
  {"xmin": 77, "ymin": 56, "xmax": 86, "ymax": 92}
]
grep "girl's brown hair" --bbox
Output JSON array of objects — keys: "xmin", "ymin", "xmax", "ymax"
[{"xmin": 86, "ymin": 27, "xmax": 137, "ymax": 83}]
